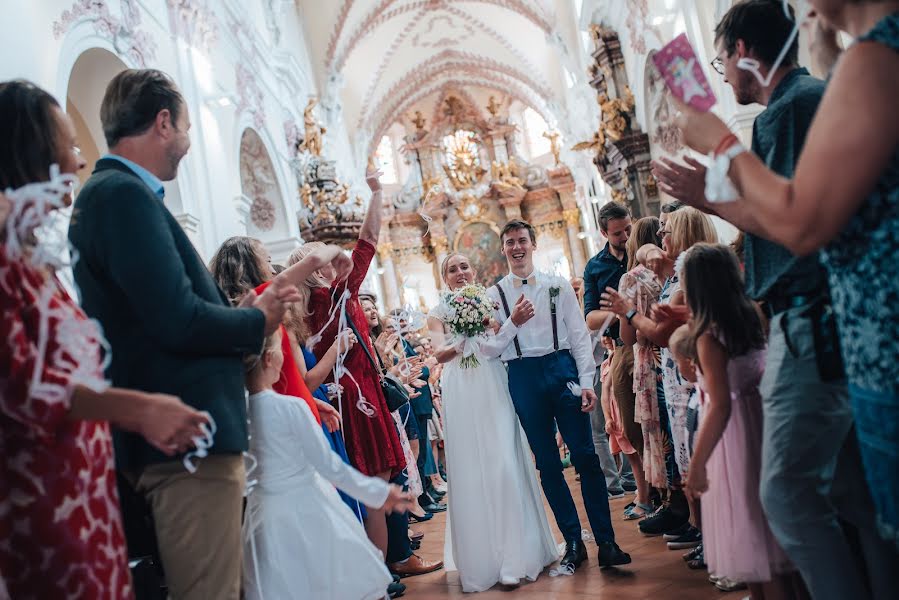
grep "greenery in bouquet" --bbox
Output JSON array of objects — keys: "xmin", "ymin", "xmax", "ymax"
[{"xmin": 442, "ymin": 284, "xmax": 496, "ymax": 368}]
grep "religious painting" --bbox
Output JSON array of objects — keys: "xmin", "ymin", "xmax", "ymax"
[{"xmin": 453, "ymin": 221, "xmax": 506, "ymax": 286}]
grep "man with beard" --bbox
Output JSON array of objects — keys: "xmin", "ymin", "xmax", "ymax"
[
  {"xmin": 69, "ymin": 69, "xmax": 297, "ymax": 600},
  {"xmin": 652, "ymin": 1, "xmax": 895, "ymax": 597}
]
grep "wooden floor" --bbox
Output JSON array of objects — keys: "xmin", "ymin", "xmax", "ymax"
[{"xmin": 402, "ymin": 469, "xmax": 743, "ymax": 599}]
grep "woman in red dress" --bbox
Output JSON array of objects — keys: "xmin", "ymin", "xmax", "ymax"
[
  {"xmin": 289, "ymin": 169, "xmax": 405, "ymax": 558},
  {"xmin": 0, "ymin": 80, "xmax": 207, "ymax": 599}
]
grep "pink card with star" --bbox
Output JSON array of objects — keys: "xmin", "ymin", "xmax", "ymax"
[{"xmin": 652, "ymin": 33, "xmax": 716, "ymax": 112}]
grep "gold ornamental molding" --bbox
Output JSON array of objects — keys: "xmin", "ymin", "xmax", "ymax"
[{"xmin": 562, "ymin": 208, "xmax": 581, "ymax": 227}]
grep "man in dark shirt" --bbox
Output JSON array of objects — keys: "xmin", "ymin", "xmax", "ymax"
[
  {"xmin": 583, "ymin": 202, "xmax": 641, "ymax": 499},
  {"xmin": 652, "ymin": 1, "xmax": 894, "ymax": 597}
]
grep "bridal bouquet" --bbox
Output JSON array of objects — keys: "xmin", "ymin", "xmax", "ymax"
[{"xmin": 442, "ymin": 283, "xmax": 496, "ymax": 369}]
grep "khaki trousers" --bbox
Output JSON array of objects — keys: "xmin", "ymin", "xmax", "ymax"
[
  {"xmin": 133, "ymin": 454, "xmax": 245, "ymax": 600},
  {"xmin": 610, "ymin": 344, "xmax": 643, "ymax": 453}
]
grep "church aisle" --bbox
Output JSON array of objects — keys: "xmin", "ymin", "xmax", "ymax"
[{"xmin": 402, "ymin": 469, "xmax": 743, "ymax": 599}]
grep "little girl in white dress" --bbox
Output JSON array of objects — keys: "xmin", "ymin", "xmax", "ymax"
[{"xmin": 242, "ymin": 329, "xmax": 414, "ymax": 600}]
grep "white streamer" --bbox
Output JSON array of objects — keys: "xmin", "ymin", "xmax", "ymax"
[
  {"xmin": 3, "ymin": 165, "xmax": 112, "ymax": 404},
  {"xmin": 307, "ymin": 288, "xmax": 377, "ymax": 420},
  {"xmin": 182, "ymin": 411, "xmax": 217, "ymax": 473},
  {"xmin": 549, "ymin": 530, "xmax": 596, "ymax": 577},
  {"xmin": 566, "ymin": 381, "xmax": 583, "ymax": 397},
  {"xmin": 418, "ymin": 185, "xmax": 442, "ymax": 237},
  {"xmin": 737, "ymin": 0, "xmax": 812, "ymax": 87},
  {"xmin": 704, "ymin": 148, "xmax": 742, "ymax": 203}
]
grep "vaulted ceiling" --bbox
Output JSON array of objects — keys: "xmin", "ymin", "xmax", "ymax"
[{"xmin": 296, "ymin": 0, "xmax": 578, "ymax": 156}]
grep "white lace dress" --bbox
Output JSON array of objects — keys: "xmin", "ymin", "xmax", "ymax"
[{"xmin": 431, "ymin": 303, "xmax": 558, "ymax": 592}]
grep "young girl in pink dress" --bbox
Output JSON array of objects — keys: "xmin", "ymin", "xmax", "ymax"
[{"xmin": 681, "ymin": 244, "xmax": 796, "ymax": 599}]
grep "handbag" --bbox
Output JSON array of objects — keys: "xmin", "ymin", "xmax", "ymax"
[{"xmin": 344, "ymin": 310, "xmax": 410, "ymax": 412}]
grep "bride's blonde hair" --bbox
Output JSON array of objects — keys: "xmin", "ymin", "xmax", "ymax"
[{"xmin": 440, "ymin": 252, "xmax": 476, "ymax": 285}]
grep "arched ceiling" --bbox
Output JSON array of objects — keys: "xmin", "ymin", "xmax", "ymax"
[{"xmin": 296, "ymin": 0, "xmax": 574, "ymax": 156}]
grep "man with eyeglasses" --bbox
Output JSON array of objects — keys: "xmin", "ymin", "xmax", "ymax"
[{"xmin": 651, "ymin": 1, "xmax": 895, "ymax": 598}]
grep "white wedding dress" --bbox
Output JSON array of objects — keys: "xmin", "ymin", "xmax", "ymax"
[
  {"xmin": 242, "ymin": 389, "xmax": 392, "ymax": 600},
  {"xmin": 432, "ymin": 306, "xmax": 558, "ymax": 593}
]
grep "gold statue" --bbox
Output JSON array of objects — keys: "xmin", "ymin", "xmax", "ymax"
[
  {"xmin": 490, "ymin": 159, "xmax": 524, "ymax": 190},
  {"xmin": 301, "ymin": 182, "xmax": 314, "ymax": 210},
  {"xmin": 598, "ymin": 90, "xmax": 632, "ymax": 142},
  {"xmin": 542, "ymin": 130, "xmax": 561, "ymax": 166},
  {"xmin": 610, "ymin": 187, "xmax": 628, "ymax": 204},
  {"xmin": 486, "ymin": 95, "xmax": 501, "ymax": 117},
  {"xmin": 410, "ymin": 110, "xmax": 426, "ymax": 131},
  {"xmin": 299, "ymin": 98, "xmax": 326, "ymax": 156},
  {"xmin": 571, "ymin": 129, "xmax": 606, "ymax": 155}
]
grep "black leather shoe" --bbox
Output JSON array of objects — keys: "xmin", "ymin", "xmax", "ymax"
[
  {"xmin": 559, "ymin": 540, "xmax": 588, "ymax": 571},
  {"xmin": 419, "ymin": 501, "xmax": 447, "ymax": 513},
  {"xmin": 597, "ymin": 541, "xmax": 632, "ymax": 567},
  {"xmin": 408, "ymin": 512, "xmax": 433, "ymax": 523},
  {"xmin": 387, "ymin": 581, "xmax": 406, "ymax": 598}
]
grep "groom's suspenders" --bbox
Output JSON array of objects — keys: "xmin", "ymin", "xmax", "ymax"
[
  {"xmin": 493, "ymin": 283, "xmax": 523, "ymax": 358},
  {"xmin": 494, "ymin": 280, "xmax": 562, "ymax": 357}
]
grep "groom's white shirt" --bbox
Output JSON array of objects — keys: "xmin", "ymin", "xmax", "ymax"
[{"xmin": 488, "ymin": 271, "xmax": 596, "ymax": 389}]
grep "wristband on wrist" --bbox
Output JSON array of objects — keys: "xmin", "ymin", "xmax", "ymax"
[{"xmin": 713, "ymin": 133, "xmax": 739, "ymax": 156}]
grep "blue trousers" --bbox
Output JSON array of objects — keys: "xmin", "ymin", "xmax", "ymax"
[{"xmin": 507, "ymin": 351, "xmax": 615, "ymax": 544}]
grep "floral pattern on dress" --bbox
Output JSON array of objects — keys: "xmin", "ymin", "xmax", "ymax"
[
  {"xmin": 0, "ymin": 246, "xmax": 132, "ymax": 599},
  {"xmin": 619, "ymin": 265, "xmax": 669, "ymax": 489},
  {"xmin": 658, "ymin": 274, "xmax": 695, "ymax": 479}
]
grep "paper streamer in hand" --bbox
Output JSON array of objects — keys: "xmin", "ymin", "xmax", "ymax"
[
  {"xmin": 183, "ymin": 411, "xmax": 217, "ymax": 473},
  {"xmin": 737, "ymin": 0, "xmax": 812, "ymax": 87}
]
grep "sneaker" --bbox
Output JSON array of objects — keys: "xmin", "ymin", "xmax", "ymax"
[
  {"xmin": 662, "ymin": 522, "xmax": 691, "ymax": 541},
  {"xmin": 667, "ymin": 526, "xmax": 701, "ymax": 550},
  {"xmin": 608, "ymin": 489, "xmax": 626, "ymax": 499},
  {"xmin": 638, "ymin": 504, "xmax": 688, "ymax": 536},
  {"xmin": 715, "ymin": 577, "xmax": 747, "ymax": 592}
]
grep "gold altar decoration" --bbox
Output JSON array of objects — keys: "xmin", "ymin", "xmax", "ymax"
[
  {"xmin": 562, "ymin": 207, "xmax": 581, "ymax": 227},
  {"xmin": 299, "ymin": 97, "xmax": 326, "ymax": 156},
  {"xmin": 598, "ymin": 88, "xmax": 634, "ymax": 143},
  {"xmin": 456, "ymin": 193, "xmax": 486, "ymax": 221},
  {"xmin": 442, "ymin": 129, "xmax": 486, "ymax": 190},
  {"xmin": 490, "ymin": 159, "xmax": 525, "ymax": 191},
  {"xmin": 644, "ymin": 172, "xmax": 659, "ymax": 198},
  {"xmin": 572, "ymin": 130, "xmax": 607, "ymax": 158}
]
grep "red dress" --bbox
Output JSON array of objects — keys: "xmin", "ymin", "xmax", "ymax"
[
  {"xmin": 254, "ymin": 282, "xmax": 320, "ymax": 424},
  {"xmin": 0, "ymin": 246, "xmax": 132, "ymax": 599},
  {"xmin": 307, "ymin": 239, "xmax": 405, "ymax": 478}
]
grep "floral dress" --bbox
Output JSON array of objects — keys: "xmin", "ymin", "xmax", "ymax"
[
  {"xmin": 619, "ymin": 265, "xmax": 669, "ymax": 489},
  {"xmin": 659, "ymin": 274, "xmax": 694, "ymax": 481},
  {"xmin": 0, "ymin": 246, "xmax": 132, "ymax": 599}
]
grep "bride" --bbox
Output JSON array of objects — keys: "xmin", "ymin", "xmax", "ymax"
[{"xmin": 428, "ymin": 252, "xmax": 558, "ymax": 593}]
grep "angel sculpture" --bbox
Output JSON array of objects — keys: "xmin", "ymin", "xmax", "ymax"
[{"xmin": 572, "ymin": 130, "xmax": 607, "ymax": 157}]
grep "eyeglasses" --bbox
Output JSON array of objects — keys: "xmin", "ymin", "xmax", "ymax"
[{"xmin": 710, "ymin": 57, "xmax": 725, "ymax": 75}]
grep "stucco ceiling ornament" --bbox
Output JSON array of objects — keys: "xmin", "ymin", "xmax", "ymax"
[{"xmin": 53, "ymin": 0, "xmax": 157, "ymax": 67}]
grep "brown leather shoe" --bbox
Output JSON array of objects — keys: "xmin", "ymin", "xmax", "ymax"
[{"xmin": 388, "ymin": 554, "xmax": 444, "ymax": 578}]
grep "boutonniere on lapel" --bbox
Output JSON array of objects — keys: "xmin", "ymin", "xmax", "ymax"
[{"xmin": 549, "ymin": 286, "xmax": 560, "ymax": 312}]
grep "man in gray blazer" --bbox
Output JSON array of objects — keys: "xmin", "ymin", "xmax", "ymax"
[{"xmin": 69, "ymin": 69, "xmax": 298, "ymax": 600}]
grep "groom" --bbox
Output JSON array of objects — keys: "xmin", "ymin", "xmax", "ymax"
[{"xmin": 488, "ymin": 220, "xmax": 631, "ymax": 570}]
